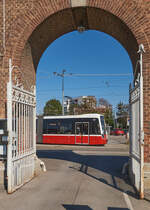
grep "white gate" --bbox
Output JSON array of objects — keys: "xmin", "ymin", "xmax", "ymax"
[
  {"xmin": 129, "ymin": 44, "xmax": 145, "ymax": 198},
  {"xmin": 7, "ymin": 59, "xmax": 36, "ymax": 193}
]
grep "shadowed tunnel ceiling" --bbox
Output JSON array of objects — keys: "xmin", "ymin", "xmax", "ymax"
[{"xmin": 28, "ymin": 7, "xmax": 138, "ymax": 72}]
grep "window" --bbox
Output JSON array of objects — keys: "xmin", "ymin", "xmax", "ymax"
[
  {"xmin": 43, "ymin": 119, "xmax": 74, "ymax": 134},
  {"xmin": 83, "ymin": 123, "xmax": 89, "ymax": 135},
  {"xmin": 43, "ymin": 119, "xmax": 59, "ymax": 134},
  {"xmin": 75, "ymin": 123, "xmax": 82, "ymax": 135},
  {"xmin": 100, "ymin": 116, "xmax": 106, "ymax": 134},
  {"xmin": 43, "ymin": 117, "xmax": 101, "ymax": 135},
  {"xmin": 59, "ymin": 119, "xmax": 73, "ymax": 134},
  {"xmin": 47, "ymin": 120, "xmax": 59, "ymax": 134},
  {"xmin": 90, "ymin": 118, "xmax": 101, "ymax": 135},
  {"xmin": 75, "ymin": 118, "xmax": 100, "ymax": 135},
  {"xmin": 0, "ymin": 119, "xmax": 7, "ymax": 131}
]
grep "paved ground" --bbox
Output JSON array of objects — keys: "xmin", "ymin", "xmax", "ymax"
[
  {"xmin": 0, "ymin": 136, "xmax": 150, "ymax": 210},
  {"xmin": 107, "ymin": 135, "xmax": 129, "ymax": 145}
]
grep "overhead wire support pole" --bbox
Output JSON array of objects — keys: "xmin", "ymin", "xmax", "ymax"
[
  {"xmin": 53, "ymin": 70, "xmax": 67, "ymax": 116},
  {"xmin": 7, "ymin": 59, "xmax": 13, "ymax": 193},
  {"xmin": 62, "ymin": 72, "xmax": 65, "ymax": 116},
  {"xmin": 53, "ymin": 71, "xmax": 132, "ymax": 116}
]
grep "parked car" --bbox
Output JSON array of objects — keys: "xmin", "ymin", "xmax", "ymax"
[
  {"xmin": 110, "ymin": 128, "xmax": 125, "ymax": 136},
  {"xmin": 123, "ymin": 129, "xmax": 129, "ymax": 135},
  {"xmin": 110, "ymin": 129, "xmax": 115, "ymax": 135}
]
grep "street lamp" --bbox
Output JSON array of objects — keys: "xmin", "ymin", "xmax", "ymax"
[
  {"xmin": 77, "ymin": 25, "xmax": 86, "ymax": 33},
  {"xmin": 53, "ymin": 70, "xmax": 66, "ymax": 115}
]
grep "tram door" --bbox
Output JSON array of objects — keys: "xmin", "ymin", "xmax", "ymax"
[{"xmin": 75, "ymin": 122, "xmax": 89, "ymax": 144}]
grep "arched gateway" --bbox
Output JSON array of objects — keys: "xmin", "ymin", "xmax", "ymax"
[{"xmin": 0, "ymin": 0, "xmax": 150, "ymax": 197}]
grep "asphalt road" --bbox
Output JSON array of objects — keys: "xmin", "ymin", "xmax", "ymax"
[{"xmin": 0, "ymin": 136, "xmax": 149, "ymax": 210}]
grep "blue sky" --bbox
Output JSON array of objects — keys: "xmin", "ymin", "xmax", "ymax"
[{"xmin": 36, "ymin": 30, "xmax": 133, "ymax": 114}]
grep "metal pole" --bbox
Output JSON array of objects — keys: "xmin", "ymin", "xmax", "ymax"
[
  {"xmin": 7, "ymin": 58, "xmax": 13, "ymax": 193},
  {"xmin": 113, "ymin": 108, "xmax": 116, "ymax": 128},
  {"xmin": 53, "ymin": 70, "xmax": 66, "ymax": 116},
  {"xmin": 9, "ymin": 59, "xmax": 12, "ymax": 83},
  {"xmin": 138, "ymin": 44, "xmax": 145, "ymax": 199},
  {"xmin": 33, "ymin": 86, "xmax": 36, "ymax": 153},
  {"xmin": 62, "ymin": 74, "xmax": 64, "ymax": 116}
]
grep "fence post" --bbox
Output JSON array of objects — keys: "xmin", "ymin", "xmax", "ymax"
[
  {"xmin": 138, "ymin": 44, "xmax": 145, "ymax": 199},
  {"xmin": 33, "ymin": 86, "xmax": 36, "ymax": 154},
  {"xmin": 129, "ymin": 83, "xmax": 132, "ymax": 157},
  {"xmin": 7, "ymin": 58, "xmax": 13, "ymax": 193}
]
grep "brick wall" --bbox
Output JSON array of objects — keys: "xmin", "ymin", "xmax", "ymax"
[{"xmin": 0, "ymin": 0, "xmax": 150, "ymax": 161}]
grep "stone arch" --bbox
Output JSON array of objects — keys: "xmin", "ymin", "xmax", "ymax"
[{"xmin": 3, "ymin": 0, "xmax": 150, "ymax": 69}]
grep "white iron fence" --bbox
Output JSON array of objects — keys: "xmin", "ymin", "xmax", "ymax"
[
  {"xmin": 129, "ymin": 44, "xmax": 145, "ymax": 198},
  {"xmin": 129, "ymin": 83, "xmax": 141, "ymax": 190},
  {"xmin": 7, "ymin": 59, "xmax": 36, "ymax": 193}
]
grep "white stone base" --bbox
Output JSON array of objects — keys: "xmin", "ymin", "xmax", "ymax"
[
  {"xmin": 71, "ymin": 0, "xmax": 87, "ymax": 7},
  {"xmin": 34, "ymin": 156, "xmax": 46, "ymax": 176},
  {"xmin": 144, "ymin": 163, "xmax": 150, "ymax": 190},
  {"xmin": 0, "ymin": 161, "xmax": 6, "ymax": 190}
]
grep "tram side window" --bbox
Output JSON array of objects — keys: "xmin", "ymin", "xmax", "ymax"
[
  {"xmin": 75, "ymin": 123, "xmax": 82, "ymax": 135},
  {"xmin": 74, "ymin": 119, "xmax": 89, "ymax": 135},
  {"xmin": 100, "ymin": 116, "xmax": 106, "ymax": 134},
  {"xmin": 43, "ymin": 119, "xmax": 60, "ymax": 134},
  {"xmin": 0, "ymin": 119, "xmax": 7, "ymax": 131},
  {"xmin": 82, "ymin": 123, "xmax": 89, "ymax": 135},
  {"xmin": 59, "ymin": 119, "xmax": 73, "ymax": 134},
  {"xmin": 43, "ymin": 119, "xmax": 47, "ymax": 134},
  {"xmin": 90, "ymin": 119, "xmax": 101, "ymax": 135}
]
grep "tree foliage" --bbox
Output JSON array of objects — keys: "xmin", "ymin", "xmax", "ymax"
[
  {"xmin": 104, "ymin": 109, "xmax": 114, "ymax": 127},
  {"xmin": 69, "ymin": 98, "xmax": 114, "ymax": 127},
  {"xmin": 69, "ymin": 96, "xmax": 97, "ymax": 115},
  {"xmin": 43, "ymin": 99, "xmax": 62, "ymax": 116},
  {"xmin": 99, "ymin": 98, "xmax": 112, "ymax": 108},
  {"xmin": 69, "ymin": 103, "xmax": 78, "ymax": 115},
  {"xmin": 116, "ymin": 102, "xmax": 129, "ymax": 128}
]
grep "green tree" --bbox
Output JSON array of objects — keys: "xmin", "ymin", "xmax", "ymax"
[
  {"xmin": 104, "ymin": 109, "xmax": 114, "ymax": 127},
  {"xmin": 99, "ymin": 98, "xmax": 112, "ymax": 109},
  {"xmin": 43, "ymin": 99, "xmax": 62, "ymax": 116},
  {"xmin": 69, "ymin": 103, "xmax": 78, "ymax": 115},
  {"xmin": 78, "ymin": 96, "xmax": 97, "ymax": 114},
  {"xmin": 116, "ymin": 102, "xmax": 129, "ymax": 128}
]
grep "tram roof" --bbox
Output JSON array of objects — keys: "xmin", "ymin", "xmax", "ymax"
[{"xmin": 43, "ymin": 114, "xmax": 103, "ymax": 119}]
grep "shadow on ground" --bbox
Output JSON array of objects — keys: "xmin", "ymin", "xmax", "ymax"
[
  {"xmin": 108, "ymin": 208, "xmax": 129, "ymax": 210},
  {"xmin": 62, "ymin": 205, "xmax": 130, "ymax": 210},
  {"xmin": 37, "ymin": 149, "xmax": 138, "ymax": 200},
  {"xmin": 62, "ymin": 204, "xmax": 93, "ymax": 210}
]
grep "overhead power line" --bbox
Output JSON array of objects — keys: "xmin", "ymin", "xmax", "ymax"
[
  {"xmin": 62, "ymin": 73, "xmax": 132, "ymax": 77},
  {"xmin": 36, "ymin": 84, "xmax": 130, "ymax": 93},
  {"xmin": 37, "ymin": 73, "xmax": 132, "ymax": 79}
]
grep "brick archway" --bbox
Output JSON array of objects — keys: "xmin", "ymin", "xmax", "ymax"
[
  {"xmin": 0, "ymin": 0, "xmax": 150, "ymax": 185},
  {"xmin": 2, "ymin": 1, "xmax": 150, "ymax": 69}
]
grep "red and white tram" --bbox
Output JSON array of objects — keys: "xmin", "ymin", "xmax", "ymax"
[{"xmin": 36, "ymin": 114, "xmax": 108, "ymax": 145}]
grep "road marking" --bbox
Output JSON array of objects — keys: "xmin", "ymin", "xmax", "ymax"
[
  {"xmin": 123, "ymin": 191, "xmax": 134, "ymax": 210},
  {"xmin": 73, "ymin": 150, "xmax": 128, "ymax": 155}
]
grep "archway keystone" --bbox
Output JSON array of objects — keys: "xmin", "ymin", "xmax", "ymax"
[{"xmin": 71, "ymin": 0, "xmax": 87, "ymax": 7}]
